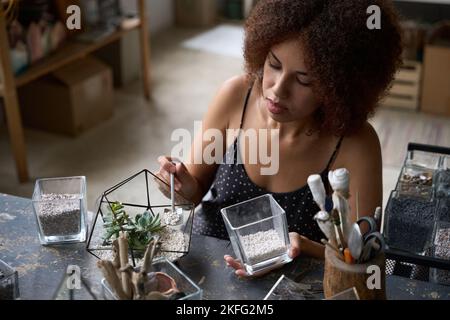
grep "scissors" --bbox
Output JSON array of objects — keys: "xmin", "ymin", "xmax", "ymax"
[{"xmin": 354, "ymin": 216, "xmax": 385, "ymax": 263}]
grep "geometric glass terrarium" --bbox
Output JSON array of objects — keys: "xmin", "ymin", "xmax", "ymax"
[{"xmin": 86, "ymin": 169, "xmax": 195, "ymax": 266}]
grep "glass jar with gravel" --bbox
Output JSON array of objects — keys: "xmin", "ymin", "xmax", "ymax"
[
  {"xmin": 429, "ymin": 221, "xmax": 450, "ymax": 286},
  {"xmin": 397, "ymin": 150, "xmax": 440, "ymax": 198},
  {"xmin": 221, "ymin": 194, "xmax": 292, "ymax": 276},
  {"xmin": 435, "ymin": 155, "xmax": 450, "ymax": 198},
  {"xmin": 32, "ymin": 176, "xmax": 87, "ymax": 245},
  {"xmin": 0, "ymin": 259, "xmax": 19, "ymax": 300},
  {"xmin": 383, "ymin": 190, "xmax": 437, "ymax": 254}
]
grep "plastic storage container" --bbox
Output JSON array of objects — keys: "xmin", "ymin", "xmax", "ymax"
[
  {"xmin": 221, "ymin": 194, "xmax": 292, "ymax": 275},
  {"xmin": 384, "ymin": 143, "xmax": 450, "ymax": 281},
  {"xmin": 429, "ymin": 221, "xmax": 450, "ymax": 286},
  {"xmin": 32, "ymin": 176, "xmax": 87, "ymax": 244},
  {"xmin": 384, "ymin": 190, "xmax": 436, "ymax": 254},
  {"xmin": 396, "ymin": 150, "xmax": 440, "ymax": 198},
  {"xmin": 0, "ymin": 259, "xmax": 20, "ymax": 300},
  {"xmin": 435, "ymin": 155, "xmax": 450, "ymax": 198},
  {"xmin": 101, "ymin": 257, "xmax": 202, "ymax": 300}
]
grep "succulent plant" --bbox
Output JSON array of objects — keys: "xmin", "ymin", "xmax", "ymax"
[{"xmin": 103, "ymin": 202, "xmax": 164, "ymax": 250}]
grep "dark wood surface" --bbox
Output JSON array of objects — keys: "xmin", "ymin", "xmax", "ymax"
[{"xmin": 1, "ymin": 193, "xmax": 449, "ymax": 300}]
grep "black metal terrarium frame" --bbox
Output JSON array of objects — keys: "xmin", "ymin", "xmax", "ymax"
[{"xmin": 86, "ymin": 169, "xmax": 195, "ymax": 266}]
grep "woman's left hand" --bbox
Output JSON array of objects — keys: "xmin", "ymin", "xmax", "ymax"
[{"xmin": 224, "ymin": 232, "xmax": 303, "ymax": 278}]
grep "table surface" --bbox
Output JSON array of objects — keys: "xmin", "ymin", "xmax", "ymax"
[{"xmin": 1, "ymin": 193, "xmax": 449, "ymax": 300}]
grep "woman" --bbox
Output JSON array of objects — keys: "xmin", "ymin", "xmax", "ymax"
[{"xmin": 157, "ymin": 0, "xmax": 402, "ymax": 276}]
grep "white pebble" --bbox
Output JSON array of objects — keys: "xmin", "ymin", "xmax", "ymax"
[{"xmin": 240, "ymin": 229, "xmax": 287, "ymax": 264}]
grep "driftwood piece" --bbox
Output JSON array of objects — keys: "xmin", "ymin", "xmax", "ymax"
[
  {"xmin": 118, "ymin": 231, "xmax": 133, "ymax": 299},
  {"xmin": 112, "ymin": 239, "xmax": 120, "ymax": 268},
  {"xmin": 99, "ymin": 234, "xmax": 179, "ymax": 300},
  {"xmin": 97, "ymin": 260, "xmax": 128, "ymax": 300},
  {"xmin": 111, "ymin": 239, "xmax": 121, "ymax": 280}
]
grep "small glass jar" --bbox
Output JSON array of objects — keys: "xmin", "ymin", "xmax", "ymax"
[
  {"xmin": 397, "ymin": 150, "xmax": 440, "ymax": 198},
  {"xmin": 383, "ymin": 190, "xmax": 436, "ymax": 254},
  {"xmin": 0, "ymin": 259, "xmax": 20, "ymax": 300},
  {"xmin": 221, "ymin": 194, "xmax": 292, "ymax": 276},
  {"xmin": 429, "ymin": 221, "xmax": 450, "ymax": 286},
  {"xmin": 101, "ymin": 257, "xmax": 202, "ymax": 300},
  {"xmin": 435, "ymin": 155, "xmax": 450, "ymax": 199},
  {"xmin": 32, "ymin": 176, "xmax": 87, "ymax": 245}
]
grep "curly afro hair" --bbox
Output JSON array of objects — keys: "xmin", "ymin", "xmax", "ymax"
[{"xmin": 244, "ymin": 0, "xmax": 403, "ymax": 136}]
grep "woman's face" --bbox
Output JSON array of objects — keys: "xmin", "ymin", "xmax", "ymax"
[{"xmin": 261, "ymin": 38, "xmax": 320, "ymax": 123}]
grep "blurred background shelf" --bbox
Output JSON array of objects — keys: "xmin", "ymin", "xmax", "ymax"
[
  {"xmin": 0, "ymin": 0, "xmax": 151, "ymax": 183},
  {"xmin": 14, "ymin": 18, "xmax": 141, "ymax": 88}
]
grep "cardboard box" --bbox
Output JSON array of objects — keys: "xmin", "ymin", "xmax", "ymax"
[
  {"xmin": 19, "ymin": 56, "xmax": 113, "ymax": 136},
  {"xmin": 420, "ymin": 45, "xmax": 450, "ymax": 116},
  {"xmin": 175, "ymin": 0, "xmax": 217, "ymax": 27}
]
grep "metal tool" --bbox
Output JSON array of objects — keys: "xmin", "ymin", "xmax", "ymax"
[
  {"xmin": 359, "ymin": 232, "xmax": 385, "ymax": 263},
  {"xmin": 166, "ymin": 162, "xmax": 183, "ymax": 225},
  {"xmin": 356, "ymin": 216, "xmax": 378, "ymax": 241},
  {"xmin": 170, "ymin": 171, "xmax": 175, "ymax": 213},
  {"xmin": 351, "ymin": 216, "xmax": 385, "ymax": 263}
]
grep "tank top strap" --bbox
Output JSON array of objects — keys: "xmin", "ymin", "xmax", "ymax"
[
  {"xmin": 325, "ymin": 136, "xmax": 344, "ymax": 172},
  {"xmin": 234, "ymin": 83, "xmax": 254, "ymax": 163},
  {"xmin": 239, "ymin": 83, "xmax": 254, "ymax": 130}
]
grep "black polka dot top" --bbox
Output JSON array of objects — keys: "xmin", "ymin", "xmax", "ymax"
[{"xmin": 193, "ymin": 83, "xmax": 343, "ymax": 243}]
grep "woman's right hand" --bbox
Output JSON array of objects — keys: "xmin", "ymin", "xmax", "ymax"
[{"xmin": 155, "ymin": 156, "xmax": 200, "ymax": 204}]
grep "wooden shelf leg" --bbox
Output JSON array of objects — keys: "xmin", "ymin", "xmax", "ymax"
[
  {"xmin": 138, "ymin": 0, "xmax": 152, "ymax": 100},
  {"xmin": 0, "ymin": 7, "xmax": 29, "ymax": 182},
  {"xmin": 2, "ymin": 90, "xmax": 29, "ymax": 182}
]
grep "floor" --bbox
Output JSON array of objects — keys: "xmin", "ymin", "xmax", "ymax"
[{"xmin": 1, "ymin": 25, "xmax": 449, "ymax": 214}]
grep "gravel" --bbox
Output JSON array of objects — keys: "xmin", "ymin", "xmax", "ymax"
[
  {"xmin": 436, "ymin": 170, "xmax": 450, "ymax": 198},
  {"xmin": 163, "ymin": 209, "xmax": 182, "ymax": 226},
  {"xmin": 240, "ymin": 229, "xmax": 287, "ymax": 265},
  {"xmin": 386, "ymin": 196, "xmax": 436, "ymax": 253},
  {"xmin": 159, "ymin": 227, "xmax": 186, "ymax": 253},
  {"xmin": 93, "ymin": 226, "xmax": 188, "ymax": 265},
  {"xmin": 431, "ymin": 227, "xmax": 450, "ymax": 285},
  {"xmin": 437, "ymin": 199, "xmax": 450, "ymax": 222},
  {"xmin": 0, "ymin": 283, "xmax": 14, "ymax": 300},
  {"xmin": 37, "ymin": 194, "xmax": 81, "ymax": 236},
  {"xmin": 398, "ymin": 166, "xmax": 433, "ymax": 197},
  {"xmin": 0, "ymin": 270, "xmax": 15, "ymax": 300}
]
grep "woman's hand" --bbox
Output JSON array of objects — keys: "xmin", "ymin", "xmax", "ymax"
[
  {"xmin": 155, "ymin": 156, "xmax": 201, "ymax": 204},
  {"xmin": 224, "ymin": 232, "xmax": 303, "ymax": 278}
]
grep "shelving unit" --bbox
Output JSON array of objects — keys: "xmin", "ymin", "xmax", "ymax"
[{"xmin": 0, "ymin": 0, "xmax": 152, "ymax": 182}]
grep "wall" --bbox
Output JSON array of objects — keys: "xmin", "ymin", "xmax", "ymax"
[
  {"xmin": 120, "ymin": 0, "xmax": 174, "ymax": 34},
  {"xmin": 394, "ymin": 0, "xmax": 450, "ymax": 23}
]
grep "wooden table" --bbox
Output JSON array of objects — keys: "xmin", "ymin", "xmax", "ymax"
[
  {"xmin": 0, "ymin": 193, "xmax": 449, "ymax": 300},
  {"xmin": 0, "ymin": 1, "xmax": 152, "ymax": 182}
]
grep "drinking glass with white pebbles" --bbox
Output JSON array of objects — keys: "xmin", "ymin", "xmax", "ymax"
[
  {"xmin": 221, "ymin": 194, "xmax": 292, "ymax": 275},
  {"xmin": 32, "ymin": 176, "xmax": 87, "ymax": 244}
]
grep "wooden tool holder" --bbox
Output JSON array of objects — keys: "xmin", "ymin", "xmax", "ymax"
[{"xmin": 323, "ymin": 246, "xmax": 386, "ymax": 300}]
